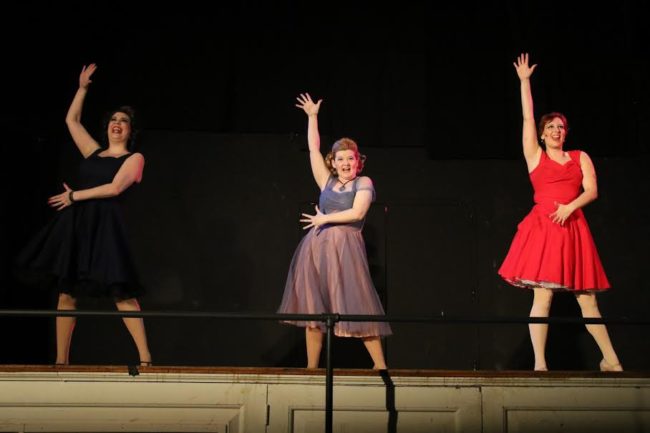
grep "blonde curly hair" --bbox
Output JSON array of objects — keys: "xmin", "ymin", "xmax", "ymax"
[{"xmin": 324, "ymin": 137, "xmax": 367, "ymax": 175}]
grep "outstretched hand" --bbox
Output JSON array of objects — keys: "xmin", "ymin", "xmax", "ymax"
[
  {"xmin": 295, "ymin": 93, "xmax": 322, "ymax": 117},
  {"xmin": 48, "ymin": 183, "xmax": 73, "ymax": 211},
  {"xmin": 513, "ymin": 53, "xmax": 537, "ymax": 81},
  {"xmin": 300, "ymin": 205, "xmax": 326, "ymax": 230},
  {"xmin": 79, "ymin": 64, "xmax": 97, "ymax": 89}
]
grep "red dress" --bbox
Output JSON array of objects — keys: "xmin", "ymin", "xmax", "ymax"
[{"xmin": 498, "ymin": 150, "xmax": 610, "ymax": 291}]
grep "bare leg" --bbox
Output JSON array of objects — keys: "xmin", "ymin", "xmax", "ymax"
[
  {"xmin": 55, "ymin": 293, "xmax": 77, "ymax": 365},
  {"xmin": 305, "ymin": 327, "xmax": 323, "ymax": 368},
  {"xmin": 362, "ymin": 336, "xmax": 387, "ymax": 370},
  {"xmin": 529, "ymin": 288, "xmax": 553, "ymax": 371},
  {"xmin": 115, "ymin": 298, "xmax": 151, "ymax": 365},
  {"xmin": 575, "ymin": 293, "xmax": 623, "ymax": 371}
]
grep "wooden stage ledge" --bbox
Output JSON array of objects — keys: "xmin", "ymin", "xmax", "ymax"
[{"xmin": 1, "ymin": 365, "xmax": 649, "ymax": 432}]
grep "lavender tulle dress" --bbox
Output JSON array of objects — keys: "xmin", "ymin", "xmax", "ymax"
[{"xmin": 278, "ymin": 175, "xmax": 392, "ymax": 337}]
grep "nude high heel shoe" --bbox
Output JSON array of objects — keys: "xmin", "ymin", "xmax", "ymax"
[{"xmin": 600, "ymin": 359, "xmax": 623, "ymax": 372}]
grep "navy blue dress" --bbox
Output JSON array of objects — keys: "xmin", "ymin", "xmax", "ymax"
[{"xmin": 16, "ymin": 148, "xmax": 144, "ymax": 300}]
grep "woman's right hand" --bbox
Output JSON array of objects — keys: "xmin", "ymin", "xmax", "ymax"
[
  {"xmin": 295, "ymin": 93, "xmax": 322, "ymax": 116},
  {"xmin": 300, "ymin": 205, "xmax": 326, "ymax": 231},
  {"xmin": 79, "ymin": 64, "xmax": 97, "ymax": 89},
  {"xmin": 513, "ymin": 53, "xmax": 537, "ymax": 81}
]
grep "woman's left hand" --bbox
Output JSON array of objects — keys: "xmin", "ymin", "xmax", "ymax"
[
  {"xmin": 300, "ymin": 205, "xmax": 326, "ymax": 230},
  {"xmin": 549, "ymin": 202, "xmax": 574, "ymax": 226},
  {"xmin": 48, "ymin": 183, "xmax": 74, "ymax": 211}
]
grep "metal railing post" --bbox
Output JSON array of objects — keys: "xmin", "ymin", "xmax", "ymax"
[{"xmin": 325, "ymin": 314, "xmax": 337, "ymax": 433}]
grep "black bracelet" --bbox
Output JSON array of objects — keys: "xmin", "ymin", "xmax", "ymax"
[{"xmin": 68, "ymin": 191, "xmax": 75, "ymax": 203}]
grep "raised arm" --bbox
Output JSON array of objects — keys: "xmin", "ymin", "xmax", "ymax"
[
  {"xmin": 48, "ymin": 153, "xmax": 145, "ymax": 210},
  {"xmin": 65, "ymin": 64, "xmax": 101, "ymax": 158},
  {"xmin": 513, "ymin": 53, "xmax": 542, "ymax": 172},
  {"xmin": 295, "ymin": 93, "xmax": 330, "ymax": 190}
]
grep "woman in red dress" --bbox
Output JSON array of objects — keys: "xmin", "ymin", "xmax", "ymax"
[{"xmin": 498, "ymin": 54, "xmax": 622, "ymax": 371}]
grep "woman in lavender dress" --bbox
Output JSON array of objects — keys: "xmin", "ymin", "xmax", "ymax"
[{"xmin": 278, "ymin": 93, "xmax": 392, "ymax": 369}]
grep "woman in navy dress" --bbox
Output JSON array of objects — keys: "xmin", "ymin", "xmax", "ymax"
[{"xmin": 16, "ymin": 64, "xmax": 152, "ymax": 366}]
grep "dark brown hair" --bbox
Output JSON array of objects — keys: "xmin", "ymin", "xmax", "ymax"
[
  {"xmin": 538, "ymin": 112, "xmax": 569, "ymax": 141},
  {"xmin": 101, "ymin": 105, "xmax": 138, "ymax": 150}
]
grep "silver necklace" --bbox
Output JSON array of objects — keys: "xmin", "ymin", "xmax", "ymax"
[{"xmin": 337, "ymin": 177, "xmax": 356, "ymax": 191}]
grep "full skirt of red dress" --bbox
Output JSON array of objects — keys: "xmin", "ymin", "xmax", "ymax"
[{"xmin": 498, "ymin": 205, "xmax": 610, "ymax": 291}]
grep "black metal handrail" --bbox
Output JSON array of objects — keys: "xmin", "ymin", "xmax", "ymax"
[{"xmin": 1, "ymin": 309, "xmax": 649, "ymax": 324}]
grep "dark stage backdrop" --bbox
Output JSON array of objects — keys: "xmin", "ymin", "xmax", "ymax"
[
  {"xmin": 1, "ymin": 3, "xmax": 649, "ymax": 369},
  {"xmin": 2, "ymin": 3, "xmax": 649, "ymax": 158}
]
